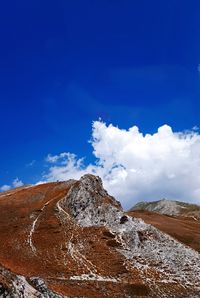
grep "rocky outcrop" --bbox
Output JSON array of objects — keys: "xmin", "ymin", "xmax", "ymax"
[{"xmin": 0, "ymin": 265, "xmax": 68, "ymax": 297}]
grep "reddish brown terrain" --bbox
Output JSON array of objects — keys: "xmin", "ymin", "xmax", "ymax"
[
  {"xmin": 0, "ymin": 175, "xmax": 200, "ymax": 297},
  {"xmin": 128, "ymin": 210, "xmax": 200, "ymax": 253}
]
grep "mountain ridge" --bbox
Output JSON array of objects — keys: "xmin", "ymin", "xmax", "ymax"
[{"xmin": 130, "ymin": 198, "xmax": 200, "ymax": 219}]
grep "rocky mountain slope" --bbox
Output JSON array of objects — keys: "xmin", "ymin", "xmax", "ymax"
[
  {"xmin": 130, "ymin": 198, "xmax": 200, "ymax": 219},
  {"xmin": 128, "ymin": 209, "xmax": 200, "ymax": 254},
  {"xmin": 0, "ymin": 175, "xmax": 200, "ymax": 297}
]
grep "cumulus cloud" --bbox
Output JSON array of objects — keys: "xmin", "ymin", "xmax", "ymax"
[
  {"xmin": 43, "ymin": 121, "xmax": 200, "ymax": 208},
  {"xmin": 0, "ymin": 178, "xmax": 24, "ymax": 192}
]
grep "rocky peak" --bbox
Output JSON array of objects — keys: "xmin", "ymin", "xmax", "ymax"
[{"xmin": 60, "ymin": 174, "xmax": 122, "ymax": 226}]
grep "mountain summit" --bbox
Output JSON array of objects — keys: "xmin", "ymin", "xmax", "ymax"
[
  {"xmin": 0, "ymin": 175, "xmax": 200, "ymax": 297},
  {"xmin": 130, "ymin": 198, "xmax": 200, "ymax": 219}
]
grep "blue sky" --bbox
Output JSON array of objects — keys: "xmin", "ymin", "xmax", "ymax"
[{"xmin": 0, "ymin": 0, "xmax": 200, "ymax": 189}]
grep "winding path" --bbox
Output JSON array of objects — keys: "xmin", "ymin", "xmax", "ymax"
[{"xmin": 28, "ymin": 199, "xmax": 52, "ymax": 253}]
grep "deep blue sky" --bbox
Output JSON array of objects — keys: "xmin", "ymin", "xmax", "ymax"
[{"xmin": 0, "ymin": 0, "xmax": 200, "ymax": 185}]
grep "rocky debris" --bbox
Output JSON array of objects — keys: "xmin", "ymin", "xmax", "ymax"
[{"xmin": 128, "ymin": 208, "xmax": 200, "ymax": 253}]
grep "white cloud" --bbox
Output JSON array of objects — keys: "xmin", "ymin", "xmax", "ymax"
[
  {"xmin": 46, "ymin": 152, "xmax": 71, "ymax": 163},
  {"xmin": 44, "ymin": 153, "xmax": 87, "ymax": 181},
  {"xmin": 0, "ymin": 178, "xmax": 24, "ymax": 192},
  {"xmin": 42, "ymin": 121, "xmax": 200, "ymax": 208},
  {"xmin": 0, "ymin": 184, "xmax": 11, "ymax": 192},
  {"xmin": 12, "ymin": 178, "xmax": 24, "ymax": 188}
]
